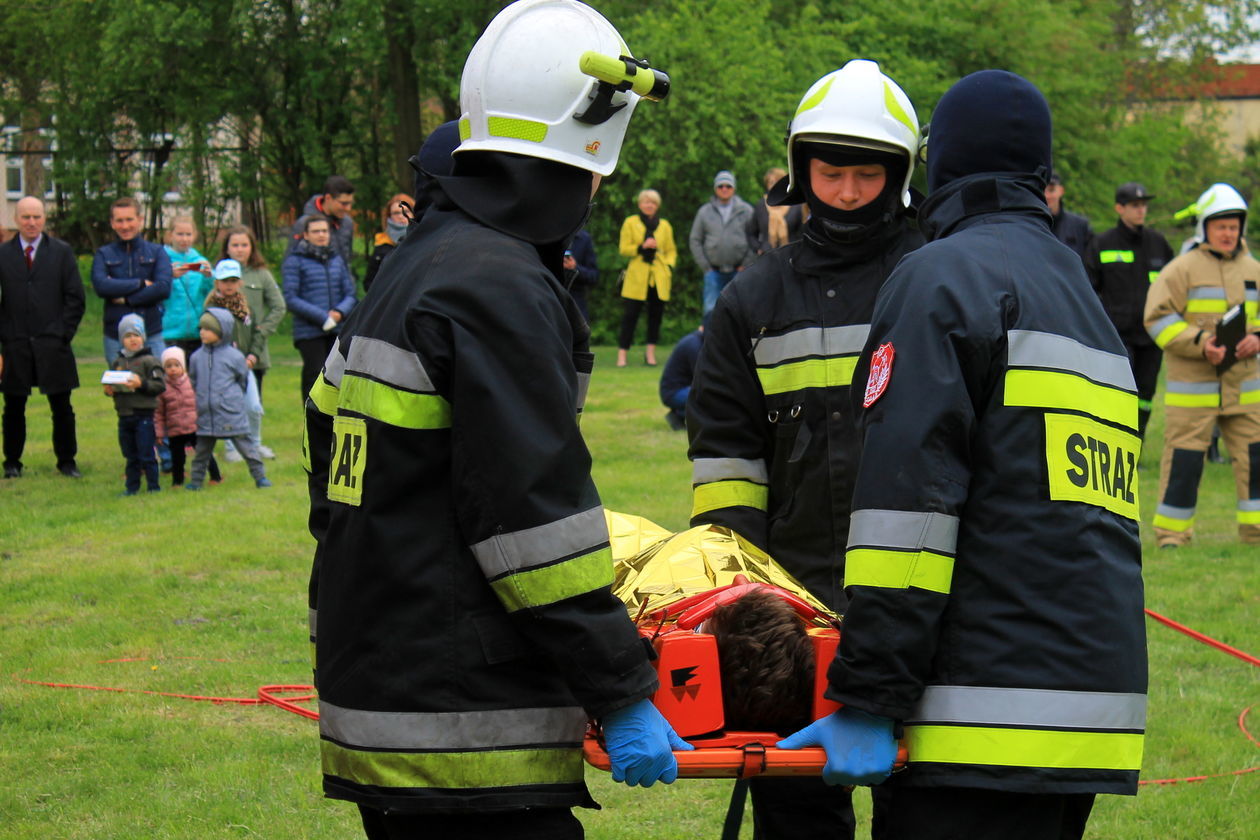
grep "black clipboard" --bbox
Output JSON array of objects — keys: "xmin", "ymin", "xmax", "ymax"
[{"xmin": 1214, "ymin": 303, "xmax": 1246, "ymax": 374}]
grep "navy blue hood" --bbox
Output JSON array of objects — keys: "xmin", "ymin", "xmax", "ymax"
[{"xmin": 927, "ymin": 70, "xmax": 1052, "ymax": 193}]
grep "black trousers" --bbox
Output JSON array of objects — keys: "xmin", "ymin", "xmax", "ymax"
[
  {"xmin": 748, "ymin": 775, "xmax": 897, "ymax": 840},
  {"xmin": 618, "ymin": 287, "xmax": 664, "ymax": 349},
  {"xmin": 296, "ymin": 335, "xmax": 337, "ymax": 405},
  {"xmin": 358, "ymin": 805, "xmax": 583, "ymax": 840},
  {"xmin": 882, "ymin": 787, "xmax": 1095, "ymax": 840},
  {"xmin": 1122, "ymin": 336, "xmax": 1162, "ymax": 441},
  {"xmin": 3, "ymin": 390, "xmax": 77, "ymax": 469}
]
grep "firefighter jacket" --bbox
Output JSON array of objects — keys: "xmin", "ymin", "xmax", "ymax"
[
  {"xmin": 1085, "ymin": 221, "xmax": 1174, "ymax": 344},
  {"xmin": 687, "ymin": 218, "xmax": 923, "ymax": 610},
  {"xmin": 1144, "ymin": 242, "xmax": 1260, "ymax": 415},
  {"xmin": 829, "ymin": 174, "xmax": 1148, "ymax": 796},
  {"xmin": 303, "ymin": 188, "xmax": 658, "ymax": 814}
]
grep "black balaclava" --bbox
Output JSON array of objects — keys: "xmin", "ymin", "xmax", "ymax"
[
  {"xmin": 795, "ymin": 142, "xmax": 907, "ymax": 228},
  {"xmin": 926, "ymin": 70, "xmax": 1052, "ymax": 193},
  {"xmin": 409, "ymin": 120, "xmax": 460, "ymax": 219}
]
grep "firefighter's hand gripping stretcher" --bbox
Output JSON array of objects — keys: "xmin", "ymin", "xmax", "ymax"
[{"xmin": 587, "ymin": 516, "xmax": 908, "ymax": 784}]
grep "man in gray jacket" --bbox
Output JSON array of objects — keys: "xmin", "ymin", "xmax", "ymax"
[
  {"xmin": 287, "ymin": 175, "xmax": 357, "ymax": 267},
  {"xmin": 690, "ymin": 170, "xmax": 755, "ymax": 314}
]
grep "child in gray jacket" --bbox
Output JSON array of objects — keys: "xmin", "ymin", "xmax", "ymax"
[{"xmin": 185, "ymin": 308, "xmax": 270, "ymax": 489}]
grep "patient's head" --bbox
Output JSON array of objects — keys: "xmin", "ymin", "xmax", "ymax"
[{"xmin": 706, "ymin": 589, "xmax": 815, "ymax": 734}]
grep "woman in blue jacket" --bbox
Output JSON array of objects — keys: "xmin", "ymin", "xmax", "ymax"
[{"xmin": 282, "ymin": 213, "xmax": 356, "ymax": 401}]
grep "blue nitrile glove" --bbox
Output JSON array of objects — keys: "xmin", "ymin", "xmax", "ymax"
[
  {"xmin": 776, "ymin": 707, "xmax": 897, "ymax": 786},
  {"xmin": 601, "ymin": 698, "xmax": 694, "ymax": 787}
]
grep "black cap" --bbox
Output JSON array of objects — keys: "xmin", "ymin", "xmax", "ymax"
[
  {"xmin": 1115, "ymin": 182, "xmax": 1154, "ymax": 204},
  {"xmin": 1047, "ymin": 171, "xmax": 1063, "ymax": 186}
]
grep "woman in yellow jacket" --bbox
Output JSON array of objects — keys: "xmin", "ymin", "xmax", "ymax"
[{"xmin": 617, "ymin": 189, "xmax": 676, "ymax": 367}]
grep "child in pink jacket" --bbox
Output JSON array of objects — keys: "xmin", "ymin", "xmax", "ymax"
[{"xmin": 155, "ymin": 347, "xmax": 218, "ymax": 486}]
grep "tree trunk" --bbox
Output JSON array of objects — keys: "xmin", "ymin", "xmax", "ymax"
[{"xmin": 384, "ymin": 4, "xmax": 423, "ymax": 194}]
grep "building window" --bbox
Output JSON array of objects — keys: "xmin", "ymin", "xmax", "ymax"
[{"xmin": 5, "ymin": 157, "xmax": 22, "ymax": 198}]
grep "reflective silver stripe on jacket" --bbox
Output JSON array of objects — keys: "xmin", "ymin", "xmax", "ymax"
[
  {"xmin": 470, "ymin": 506, "xmax": 607, "ymax": 578},
  {"xmin": 1241, "ymin": 377, "xmax": 1260, "ymax": 394},
  {"xmin": 847, "ymin": 509, "xmax": 959, "ymax": 553},
  {"xmin": 908, "ymin": 686, "xmax": 1147, "ymax": 730},
  {"xmin": 346, "ymin": 335, "xmax": 436, "ymax": 392},
  {"xmin": 1240, "ymin": 499, "xmax": 1260, "ymax": 512},
  {"xmin": 319, "ymin": 701, "xmax": 587, "ymax": 750},
  {"xmin": 692, "ymin": 457, "xmax": 769, "ymax": 485},
  {"xmin": 1156, "ymin": 503, "xmax": 1196, "ymax": 520},
  {"xmin": 576, "ymin": 371, "xmax": 591, "ymax": 414},
  {"xmin": 1147, "ymin": 312, "xmax": 1186, "ymax": 342},
  {"xmin": 1166, "ymin": 380, "xmax": 1221, "ymax": 395},
  {"xmin": 1186, "ymin": 287, "xmax": 1227, "ymax": 300},
  {"xmin": 752, "ymin": 325, "xmax": 870, "ymax": 366},
  {"xmin": 323, "ymin": 343, "xmax": 347, "ymax": 387},
  {"xmin": 1007, "ymin": 330, "xmax": 1135, "ymax": 390}
]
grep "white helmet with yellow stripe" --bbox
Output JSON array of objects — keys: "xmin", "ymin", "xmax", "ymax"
[
  {"xmin": 781, "ymin": 60, "xmax": 920, "ymax": 207},
  {"xmin": 456, "ymin": 0, "xmax": 669, "ymax": 177},
  {"xmin": 1185, "ymin": 182, "xmax": 1248, "ymax": 244}
]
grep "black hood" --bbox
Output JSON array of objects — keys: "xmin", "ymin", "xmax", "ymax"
[
  {"xmin": 430, "ymin": 151, "xmax": 592, "ymax": 246},
  {"xmin": 927, "ymin": 70, "xmax": 1052, "ymax": 194}
]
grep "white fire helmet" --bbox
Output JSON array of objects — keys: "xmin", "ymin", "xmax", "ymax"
[
  {"xmin": 782, "ymin": 59, "xmax": 920, "ymax": 207},
  {"xmin": 1190, "ymin": 183, "xmax": 1248, "ymax": 243},
  {"xmin": 456, "ymin": 0, "xmax": 669, "ymax": 176}
]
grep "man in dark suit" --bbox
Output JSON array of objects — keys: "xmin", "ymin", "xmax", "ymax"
[{"xmin": 0, "ymin": 196, "xmax": 85, "ymax": 478}]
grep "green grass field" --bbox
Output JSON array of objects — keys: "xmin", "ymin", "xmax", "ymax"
[{"xmin": 1, "ymin": 341, "xmax": 1256, "ymax": 839}]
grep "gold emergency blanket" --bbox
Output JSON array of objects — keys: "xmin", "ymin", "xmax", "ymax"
[{"xmin": 603, "ymin": 510, "xmax": 835, "ymax": 623}]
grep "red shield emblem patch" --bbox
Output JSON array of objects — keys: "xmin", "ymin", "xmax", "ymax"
[{"xmin": 863, "ymin": 342, "xmax": 895, "ymax": 408}]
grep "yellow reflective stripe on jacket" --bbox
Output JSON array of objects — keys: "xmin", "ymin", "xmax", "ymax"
[
  {"xmin": 905, "ymin": 725, "xmax": 1143, "ymax": 771},
  {"xmin": 756, "ymin": 356, "xmax": 860, "ymax": 395},
  {"xmin": 844, "ymin": 548, "xmax": 954, "ymax": 594},
  {"xmin": 1165, "ymin": 380, "xmax": 1220, "ymax": 409},
  {"xmin": 1236, "ymin": 501, "xmax": 1260, "ymax": 525},
  {"xmin": 1148, "ymin": 271, "xmax": 1160, "ymax": 284},
  {"xmin": 339, "ymin": 374, "xmax": 452, "ymax": 429},
  {"xmin": 692, "ymin": 479, "xmax": 769, "ymax": 517},
  {"xmin": 490, "ymin": 547, "xmax": 614, "ymax": 612},
  {"xmin": 309, "ymin": 372, "xmax": 340, "ymax": 417},
  {"xmin": 1099, "ymin": 250, "xmax": 1134, "ymax": 264},
  {"xmin": 1150, "ymin": 315, "xmax": 1190, "ymax": 348},
  {"xmin": 1240, "ymin": 378, "xmax": 1260, "ymax": 405},
  {"xmin": 322, "ymin": 741, "xmax": 583, "ymax": 790},
  {"xmin": 1004, "ymin": 369, "xmax": 1137, "ymax": 430}
]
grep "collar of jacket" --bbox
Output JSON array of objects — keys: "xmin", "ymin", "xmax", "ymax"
[
  {"xmin": 110, "ymin": 235, "xmax": 151, "ymax": 254},
  {"xmin": 919, "ymin": 173, "xmax": 1052, "ymax": 242},
  {"xmin": 293, "ymin": 238, "xmax": 333, "ymax": 261},
  {"xmin": 794, "ymin": 214, "xmax": 910, "ymax": 272},
  {"xmin": 1197, "ymin": 240, "xmax": 1244, "ymax": 261},
  {"xmin": 431, "ymin": 151, "xmax": 591, "ymax": 246}
]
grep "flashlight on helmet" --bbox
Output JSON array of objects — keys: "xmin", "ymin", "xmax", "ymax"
[{"xmin": 579, "ymin": 52, "xmax": 671, "ymax": 102}]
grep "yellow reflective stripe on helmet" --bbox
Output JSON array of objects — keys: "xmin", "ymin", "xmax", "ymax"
[
  {"xmin": 757, "ymin": 356, "xmax": 860, "ymax": 395},
  {"xmin": 844, "ymin": 548, "xmax": 954, "ymax": 594},
  {"xmin": 905, "ymin": 725, "xmax": 1143, "ymax": 771},
  {"xmin": 458, "ymin": 118, "xmax": 471, "ymax": 141},
  {"xmin": 1004, "ymin": 369, "xmax": 1137, "ymax": 430},
  {"xmin": 490, "ymin": 547, "xmax": 614, "ymax": 612},
  {"xmin": 487, "ymin": 116, "xmax": 548, "ymax": 143},
  {"xmin": 322, "ymin": 741, "xmax": 583, "ymax": 790},
  {"xmin": 692, "ymin": 479, "xmax": 769, "ymax": 517},
  {"xmin": 309, "ymin": 373, "xmax": 340, "ymax": 417},
  {"xmin": 338, "ymin": 374, "xmax": 452, "ymax": 429},
  {"xmin": 883, "ymin": 80, "xmax": 916, "ymax": 135},
  {"xmin": 1099, "ymin": 250, "xmax": 1134, "ymax": 264},
  {"xmin": 794, "ymin": 77, "xmax": 834, "ymax": 117}
]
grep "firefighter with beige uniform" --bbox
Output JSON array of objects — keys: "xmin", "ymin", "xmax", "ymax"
[{"xmin": 1145, "ymin": 182, "xmax": 1260, "ymax": 547}]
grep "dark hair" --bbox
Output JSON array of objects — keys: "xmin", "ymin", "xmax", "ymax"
[
  {"xmin": 707, "ymin": 590, "xmax": 815, "ymax": 734},
  {"xmin": 110, "ymin": 196, "xmax": 142, "ymax": 217},
  {"xmin": 323, "ymin": 175, "xmax": 355, "ymax": 197},
  {"xmin": 303, "ymin": 213, "xmax": 331, "ymax": 233},
  {"xmin": 220, "ymin": 225, "xmax": 267, "ymax": 269}
]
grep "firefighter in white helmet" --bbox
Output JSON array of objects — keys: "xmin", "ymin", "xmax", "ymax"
[
  {"xmin": 1145, "ymin": 182, "xmax": 1260, "ymax": 547},
  {"xmin": 686, "ymin": 59, "xmax": 923, "ymax": 839},
  {"xmin": 302, "ymin": 2, "xmax": 683, "ymax": 838}
]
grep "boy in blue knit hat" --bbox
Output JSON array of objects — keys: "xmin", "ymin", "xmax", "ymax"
[{"xmin": 103, "ymin": 313, "xmax": 166, "ymax": 494}]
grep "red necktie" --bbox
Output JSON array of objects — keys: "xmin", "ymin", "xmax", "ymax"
[{"xmin": 24, "ymin": 245, "xmax": 33, "ymax": 270}]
